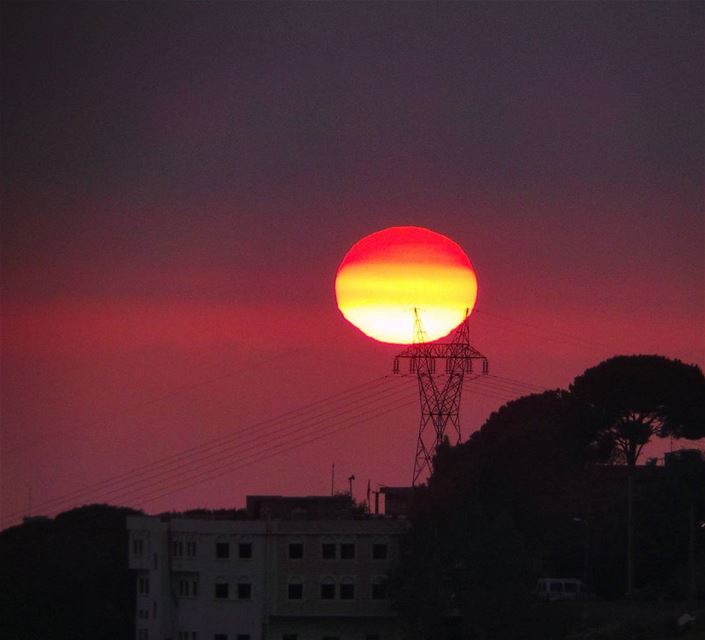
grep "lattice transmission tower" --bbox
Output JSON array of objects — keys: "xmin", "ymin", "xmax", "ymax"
[{"xmin": 393, "ymin": 309, "xmax": 488, "ymax": 485}]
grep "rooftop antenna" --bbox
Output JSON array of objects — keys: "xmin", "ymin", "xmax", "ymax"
[
  {"xmin": 348, "ymin": 474, "xmax": 355, "ymax": 498},
  {"xmin": 393, "ymin": 308, "xmax": 488, "ymax": 485}
]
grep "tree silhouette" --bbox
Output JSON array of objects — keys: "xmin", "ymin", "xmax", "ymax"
[
  {"xmin": 570, "ymin": 355, "xmax": 705, "ymax": 596},
  {"xmin": 392, "ymin": 390, "xmax": 605, "ymax": 638},
  {"xmin": 0, "ymin": 504, "xmax": 140, "ymax": 640},
  {"xmin": 570, "ymin": 355, "xmax": 705, "ymax": 466}
]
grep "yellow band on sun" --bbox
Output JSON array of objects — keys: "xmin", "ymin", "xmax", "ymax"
[{"xmin": 335, "ymin": 227, "xmax": 478, "ymax": 344}]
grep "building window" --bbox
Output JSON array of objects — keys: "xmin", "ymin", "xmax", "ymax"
[
  {"xmin": 340, "ymin": 577, "xmax": 355, "ymax": 600},
  {"xmin": 238, "ymin": 542, "xmax": 252, "ymax": 559},
  {"xmin": 215, "ymin": 582, "xmax": 229, "ymax": 599},
  {"xmin": 138, "ymin": 609, "xmax": 149, "ymax": 619},
  {"xmin": 340, "ymin": 543, "xmax": 355, "ymax": 560},
  {"xmin": 371, "ymin": 578, "xmax": 387, "ymax": 600},
  {"xmin": 372, "ymin": 543, "xmax": 387, "ymax": 560},
  {"xmin": 138, "ymin": 576, "xmax": 150, "ymax": 596},
  {"xmin": 321, "ymin": 543, "xmax": 336, "ymax": 559},
  {"xmin": 186, "ymin": 541, "xmax": 197, "ymax": 557},
  {"xmin": 237, "ymin": 579, "xmax": 252, "ymax": 600},
  {"xmin": 320, "ymin": 577, "xmax": 335, "ymax": 600},
  {"xmin": 288, "ymin": 542, "xmax": 303, "ymax": 559},
  {"xmin": 138, "ymin": 630, "xmax": 148, "ymax": 640},
  {"xmin": 133, "ymin": 538, "xmax": 144, "ymax": 556},
  {"xmin": 216, "ymin": 542, "xmax": 230, "ymax": 559},
  {"xmin": 288, "ymin": 580, "xmax": 303, "ymax": 600},
  {"xmin": 171, "ymin": 540, "xmax": 184, "ymax": 557},
  {"xmin": 178, "ymin": 577, "xmax": 198, "ymax": 598}
]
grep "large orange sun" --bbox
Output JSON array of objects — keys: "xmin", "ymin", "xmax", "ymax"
[{"xmin": 335, "ymin": 226, "xmax": 478, "ymax": 344}]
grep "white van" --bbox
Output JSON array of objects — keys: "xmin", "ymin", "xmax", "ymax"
[{"xmin": 535, "ymin": 578, "xmax": 589, "ymax": 601}]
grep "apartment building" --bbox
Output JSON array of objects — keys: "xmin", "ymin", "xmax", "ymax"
[{"xmin": 127, "ymin": 495, "xmax": 407, "ymax": 640}]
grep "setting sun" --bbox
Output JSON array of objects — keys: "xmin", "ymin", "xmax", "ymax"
[{"xmin": 335, "ymin": 226, "xmax": 478, "ymax": 344}]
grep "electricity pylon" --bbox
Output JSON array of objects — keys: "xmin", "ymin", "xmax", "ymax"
[{"xmin": 393, "ymin": 309, "xmax": 488, "ymax": 485}]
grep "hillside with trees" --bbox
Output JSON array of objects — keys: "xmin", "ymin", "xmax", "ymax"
[{"xmin": 392, "ymin": 355, "xmax": 705, "ymax": 639}]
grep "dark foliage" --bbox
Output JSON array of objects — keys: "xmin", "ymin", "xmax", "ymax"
[
  {"xmin": 392, "ymin": 357, "xmax": 705, "ymax": 638},
  {"xmin": 570, "ymin": 355, "xmax": 705, "ymax": 465},
  {"xmin": 0, "ymin": 504, "xmax": 141, "ymax": 640}
]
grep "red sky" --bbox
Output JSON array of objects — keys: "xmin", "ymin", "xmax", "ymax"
[{"xmin": 1, "ymin": 2, "xmax": 703, "ymax": 527}]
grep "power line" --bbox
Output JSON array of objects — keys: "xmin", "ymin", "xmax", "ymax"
[
  {"xmin": 472, "ymin": 307, "xmax": 613, "ymax": 351},
  {"xmin": 3, "ymin": 375, "xmax": 400, "ymax": 521},
  {"xmin": 3, "ymin": 362, "xmax": 552, "ymax": 527},
  {"xmin": 95, "ymin": 389, "xmax": 419, "ymax": 512},
  {"xmin": 4, "ymin": 382, "xmax": 418, "ymax": 525}
]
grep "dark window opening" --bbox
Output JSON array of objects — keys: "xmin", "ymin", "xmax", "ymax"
[
  {"xmin": 288, "ymin": 583, "xmax": 303, "ymax": 600},
  {"xmin": 340, "ymin": 543, "xmax": 355, "ymax": 560},
  {"xmin": 238, "ymin": 542, "xmax": 252, "ymax": 559},
  {"xmin": 216, "ymin": 542, "xmax": 230, "ymax": 559},
  {"xmin": 215, "ymin": 583, "xmax": 229, "ymax": 599},
  {"xmin": 320, "ymin": 583, "xmax": 335, "ymax": 599},
  {"xmin": 371, "ymin": 582, "xmax": 387, "ymax": 600},
  {"xmin": 288, "ymin": 543, "xmax": 303, "ymax": 559},
  {"xmin": 372, "ymin": 543, "xmax": 387, "ymax": 560},
  {"xmin": 238, "ymin": 582, "xmax": 251, "ymax": 600},
  {"xmin": 340, "ymin": 583, "xmax": 354, "ymax": 599},
  {"xmin": 321, "ymin": 543, "xmax": 336, "ymax": 559}
]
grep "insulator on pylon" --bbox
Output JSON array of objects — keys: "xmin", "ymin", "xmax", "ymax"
[
  {"xmin": 445, "ymin": 358, "xmax": 451, "ymax": 373},
  {"xmin": 482, "ymin": 360, "xmax": 489, "ymax": 374},
  {"xmin": 465, "ymin": 357, "xmax": 472, "ymax": 373}
]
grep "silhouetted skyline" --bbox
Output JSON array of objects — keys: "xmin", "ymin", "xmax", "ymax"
[{"xmin": 2, "ymin": 2, "xmax": 703, "ymax": 525}]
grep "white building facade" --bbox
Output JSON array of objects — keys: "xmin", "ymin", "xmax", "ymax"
[{"xmin": 127, "ymin": 496, "xmax": 407, "ymax": 640}]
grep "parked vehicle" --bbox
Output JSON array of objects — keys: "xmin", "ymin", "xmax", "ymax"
[{"xmin": 535, "ymin": 578, "xmax": 591, "ymax": 601}]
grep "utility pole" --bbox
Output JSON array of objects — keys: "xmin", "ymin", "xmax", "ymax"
[
  {"xmin": 627, "ymin": 469, "xmax": 634, "ymax": 598},
  {"xmin": 689, "ymin": 501, "xmax": 696, "ymax": 603},
  {"xmin": 393, "ymin": 309, "xmax": 488, "ymax": 485},
  {"xmin": 573, "ymin": 517, "xmax": 590, "ymax": 584},
  {"xmin": 348, "ymin": 474, "xmax": 355, "ymax": 498}
]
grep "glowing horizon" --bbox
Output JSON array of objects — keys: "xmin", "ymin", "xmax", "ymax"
[{"xmin": 335, "ymin": 226, "xmax": 478, "ymax": 344}]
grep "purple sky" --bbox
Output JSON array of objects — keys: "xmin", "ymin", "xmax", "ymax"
[{"xmin": 2, "ymin": 2, "xmax": 703, "ymax": 527}]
